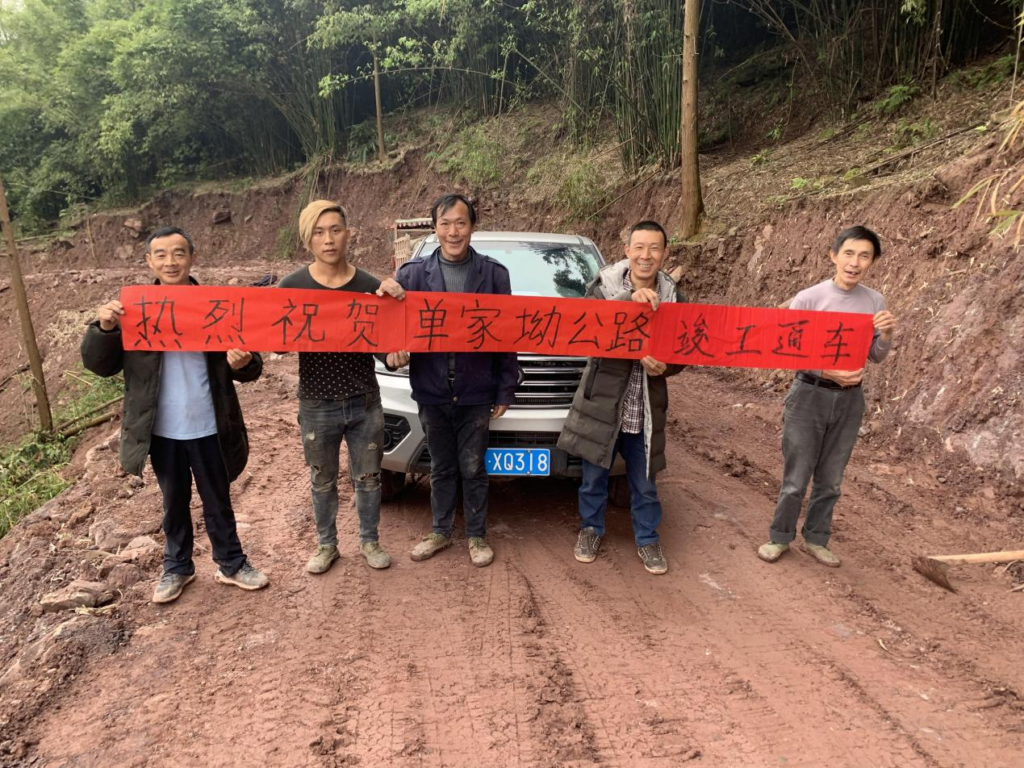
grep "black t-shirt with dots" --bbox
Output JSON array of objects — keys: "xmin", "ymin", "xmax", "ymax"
[{"xmin": 278, "ymin": 266, "xmax": 382, "ymax": 401}]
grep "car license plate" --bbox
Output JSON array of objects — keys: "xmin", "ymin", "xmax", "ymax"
[{"xmin": 486, "ymin": 448, "xmax": 551, "ymax": 476}]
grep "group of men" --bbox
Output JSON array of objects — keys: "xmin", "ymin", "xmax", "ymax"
[{"xmin": 82, "ymin": 193, "xmax": 895, "ymax": 604}]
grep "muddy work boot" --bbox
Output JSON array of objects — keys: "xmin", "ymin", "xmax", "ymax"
[
  {"xmin": 801, "ymin": 541, "xmax": 841, "ymax": 568},
  {"xmin": 215, "ymin": 561, "xmax": 270, "ymax": 590},
  {"xmin": 468, "ymin": 537, "xmax": 494, "ymax": 568},
  {"xmin": 574, "ymin": 527, "xmax": 602, "ymax": 563},
  {"xmin": 638, "ymin": 542, "xmax": 668, "ymax": 575},
  {"xmin": 307, "ymin": 544, "xmax": 340, "ymax": 574},
  {"xmin": 410, "ymin": 533, "xmax": 452, "ymax": 562},
  {"xmin": 152, "ymin": 572, "xmax": 196, "ymax": 604},
  {"xmin": 360, "ymin": 541, "xmax": 392, "ymax": 570},
  {"xmin": 757, "ymin": 541, "xmax": 790, "ymax": 563}
]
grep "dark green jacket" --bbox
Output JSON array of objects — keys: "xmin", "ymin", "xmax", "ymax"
[
  {"xmin": 80, "ymin": 319, "xmax": 262, "ymax": 481},
  {"xmin": 557, "ymin": 260, "xmax": 686, "ymax": 476}
]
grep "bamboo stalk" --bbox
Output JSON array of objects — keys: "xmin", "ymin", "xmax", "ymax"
[{"xmin": 54, "ymin": 395, "xmax": 124, "ymax": 434}]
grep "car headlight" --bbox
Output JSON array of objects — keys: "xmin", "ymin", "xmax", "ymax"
[{"xmin": 374, "ymin": 357, "xmax": 410, "ymax": 377}]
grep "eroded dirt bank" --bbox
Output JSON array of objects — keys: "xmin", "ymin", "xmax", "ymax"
[{"xmin": 2, "ymin": 116, "xmax": 1023, "ymax": 766}]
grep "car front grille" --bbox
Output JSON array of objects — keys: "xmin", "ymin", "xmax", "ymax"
[{"xmin": 514, "ymin": 355, "xmax": 586, "ymax": 408}]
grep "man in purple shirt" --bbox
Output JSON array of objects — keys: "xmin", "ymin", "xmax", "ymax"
[{"xmin": 758, "ymin": 225, "xmax": 896, "ymax": 568}]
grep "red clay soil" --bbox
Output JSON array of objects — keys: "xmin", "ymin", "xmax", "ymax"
[
  {"xmin": 2, "ymin": 124, "xmax": 1024, "ymax": 766},
  {"xmin": 2, "ymin": 353, "xmax": 1022, "ymax": 767}
]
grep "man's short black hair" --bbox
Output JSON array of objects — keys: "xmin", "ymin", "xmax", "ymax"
[
  {"xmin": 628, "ymin": 220, "xmax": 668, "ymax": 248},
  {"xmin": 146, "ymin": 226, "xmax": 195, "ymax": 255},
  {"xmin": 832, "ymin": 225, "xmax": 881, "ymax": 260},
  {"xmin": 431, "ymin": 194, "xmax": 477, "ymax": 226}
]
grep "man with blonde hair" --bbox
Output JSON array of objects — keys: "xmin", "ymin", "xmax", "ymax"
[{"xmin": 279, "ymin": 200, "xmax": 405, "ymax": 573}]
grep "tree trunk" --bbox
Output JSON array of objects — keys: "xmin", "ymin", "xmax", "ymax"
[
  {"xmin": 0, "ymin": 172, "xmax": 53, "ymax": 433},
  {"xmin": 373, "ymin": 51, "xmax": 386, "ymax": 163},
  {"xmin": 679, "ymin": 0, "xmax": 703, "ymax": 239},
  {"xmin": 930, "ymin": 0, "xmax": 943, "ymax": 99}
]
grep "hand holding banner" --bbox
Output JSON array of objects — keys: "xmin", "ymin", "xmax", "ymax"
[{"xmin": 118, "ymin": 285, "xmax": 874, "ymax": 371}]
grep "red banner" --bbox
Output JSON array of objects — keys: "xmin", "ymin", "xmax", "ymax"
[{"xmin": 118, "ymin": 285, "xmax": 874, "ymax": 370}]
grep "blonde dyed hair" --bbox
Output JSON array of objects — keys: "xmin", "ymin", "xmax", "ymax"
[{"xmin": 298, "ymin": 200, "xmax": 349, "ymax": 249}]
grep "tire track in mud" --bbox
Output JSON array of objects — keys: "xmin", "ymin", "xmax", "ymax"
[
  {"xmin": 662, "ymin": 400, "xmax": 1024, "ymax": 766},
  {"xmin": 494, "ymin": 461, "xmax": 1023, "ymax": 768},
  {"xmin": 18, "ymin": 364, "xmax": 1024, "ymax": 767},
  {"xmin": 317, "ymin": 501, "xmax": 603, "ymax": 767}
]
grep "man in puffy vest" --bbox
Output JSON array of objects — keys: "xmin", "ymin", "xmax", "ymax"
[{"xmin": 558, "ymin": 220, "xmax": 687, "ymax": 575}]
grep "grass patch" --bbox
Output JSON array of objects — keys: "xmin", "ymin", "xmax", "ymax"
[
  {"xmin": 873, "ymin": 84, "xmax": 920, "ymax": 117},
  {"xmin": 1, "ymin": 368, "xmax": 124, "ymax": 539},
  {"xmin": 553, "ymin": 161, "xmax": 611, "ymax": 222},
  {"xmin": 892, "ymin": 117, "xmax": 939, "ymax": 148},
  {"xmin": 437, "ymin": 125, "xmax": 506, "ymax": 188},
  {"xmin": 273, "ymin": 224, "xmax": 299, "ymax": 261}
]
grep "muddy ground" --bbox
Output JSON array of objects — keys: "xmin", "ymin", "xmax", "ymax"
[
  {"xmin": 1, "ymin": 312, "xmax": 1022, "ymax": 766},
  {"xmin": 3, "ymin": 92, "xmax": 1024, "ymax": 765}
]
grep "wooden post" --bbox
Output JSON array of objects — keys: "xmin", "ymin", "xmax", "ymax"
[
  {"xmin": 372, "ymin": 50, "xmax": 386, "ymax": 163},
  {"xmin": 679, "ymin": 0, "xmax": 703, "ymax": 239},
  {"xmin": 0, "ymin": 171, "xmax": 54, "ymax": 433}
]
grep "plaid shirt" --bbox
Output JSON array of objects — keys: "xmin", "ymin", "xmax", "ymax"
[{"xmin": 619, "ymin": 271, "xmax": 644, "ymax": 434}]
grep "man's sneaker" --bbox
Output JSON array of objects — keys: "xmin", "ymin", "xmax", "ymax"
[
  {"xmin": 757, "ymin": 541, "xmax": 790, "ymax": 563},
  {"xmin": 152, "ymin": 572, "xmax": 195, "ymax": 604},
  {"xmin": 410, "ymin": 533, "xmax": 452, "ymax": 562},
  {"xmin": 638, "ymin": 543, "xmax": 668, "ymax": 575},
  {"xmin": 574, "ymin": 527, "xmax": 602, "ymax": 563},
  {"xmin": 360, "ymin": 541, "xmax": 391, "ymax": 570},
  {"xmin": 801, "ymin": 541, "xmax": 841, "ymax": 568},
  {"xmin": 307, "ymin": 544, "xmax": 340, "ymax": 574},
  {"xmin": 215, "ymin": 561, "xmax": 270, "ymax": 590},
  {"xmin": 468, "ymin": 537, "xmax": 494, "ymax": 568}
]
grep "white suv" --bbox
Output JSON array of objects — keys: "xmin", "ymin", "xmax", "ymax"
[{"xmin": 375, "ymin": 231, "xmax": 624, "ymax": 500}]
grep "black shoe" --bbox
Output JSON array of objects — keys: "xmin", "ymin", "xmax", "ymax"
[
  {"xmin": 637, "ymin": 543, "xmax": 668, "ymax": 575},
  {"xmin": 574, "ymin": 527, "xmax": 602, "ymax": 563}
]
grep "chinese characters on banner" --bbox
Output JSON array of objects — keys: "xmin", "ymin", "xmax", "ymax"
[{"xmin": 119, "ymin": 286, "xmax": 874, "ymax": 370}]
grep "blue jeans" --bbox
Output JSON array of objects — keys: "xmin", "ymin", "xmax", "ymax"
[
  {"xmin": 579, "ymin": 430, "xmax": 662, "ymax": 546},
  {"xmin": 418, "ymin": 402, "xmax": 491, "ymax": 539},
  {"xmin": 298, "ymin": 392, "xmax": 384, "ymax": 545}
]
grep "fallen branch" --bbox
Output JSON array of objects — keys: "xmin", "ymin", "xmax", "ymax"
[
  {"xmin": 862, "ymin": 124, "xmax": 982, "ymax": 178},
  {"xmin": 0, "ymin": 363, "xmax": 30, "ymax": 391},
  {"xmin": 61, "ymin": 410, "xmax": 119, "ymax": 439},
  {"xmin": 55, "ymin": 395, "xmax": 124, "ymax": 434}
]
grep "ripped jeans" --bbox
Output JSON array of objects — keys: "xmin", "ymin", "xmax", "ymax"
[{"xmin": 298, "ymin": 392, "xmax": 384, "ymax": 545}]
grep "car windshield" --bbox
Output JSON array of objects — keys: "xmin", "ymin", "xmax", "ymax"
[{"xmin": 469, "ymin": 241, "xmax": 602, "ymax": 298}]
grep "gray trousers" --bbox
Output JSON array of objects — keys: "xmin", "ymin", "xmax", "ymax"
[{"xmin": 769, "ymin": 379, "xmax": 865, "ymax": 547}]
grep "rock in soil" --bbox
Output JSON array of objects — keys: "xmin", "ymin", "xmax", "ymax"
[{"xmin": 39, "ymin": 581, "xmax": 115, "ymax": 612}]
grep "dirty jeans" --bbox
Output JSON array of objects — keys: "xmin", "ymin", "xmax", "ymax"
[
  {"xmin": 418, "ymin": 403, "xmax": 491, "ymax": 539},
  {"xmin": 298, "ymin": 392, "xmax": 384, "ymax": 545},
  {"xmin": 769, "ymin": 378, "xmax": 866, "ymax": 547},
  {"xmin": 579, "ymin": 430, "xmax": 663, "ymax": 547},
  {"xmin": 149, "ymin": 434, "xmax": 246, "ymax": 577}
]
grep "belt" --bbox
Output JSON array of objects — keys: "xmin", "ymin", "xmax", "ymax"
[{"xmin": 795, "ymin": 372, "xmax": 861, "ymax": 391}]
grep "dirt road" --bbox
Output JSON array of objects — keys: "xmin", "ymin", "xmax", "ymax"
[{"xmin": 12, "ymin": 354, "xmax": 1023, "ymax": 767}]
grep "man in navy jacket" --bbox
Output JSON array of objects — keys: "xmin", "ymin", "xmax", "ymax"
[{"xmin": 388, "ymin": 194, "xmax": 518, "ymax": 567}]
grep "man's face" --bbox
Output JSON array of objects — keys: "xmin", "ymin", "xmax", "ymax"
[
  {"xmin": 145, "ymin": 234, "xmax": 194, "ymax": 285},
  {"xmin": 435, "ymin": 201, "xmax": 475, "ymax": 261},
  {"xmin": 829, "ymin": 238, "xmax": 876, "ymax": 290},
  {"xmin": 308, "ymin": 210, "xmax": 349, "ymax": 265},
  {"xmin": 625, "ymin": 228, "xmax": 667, "ymax": 283}
]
